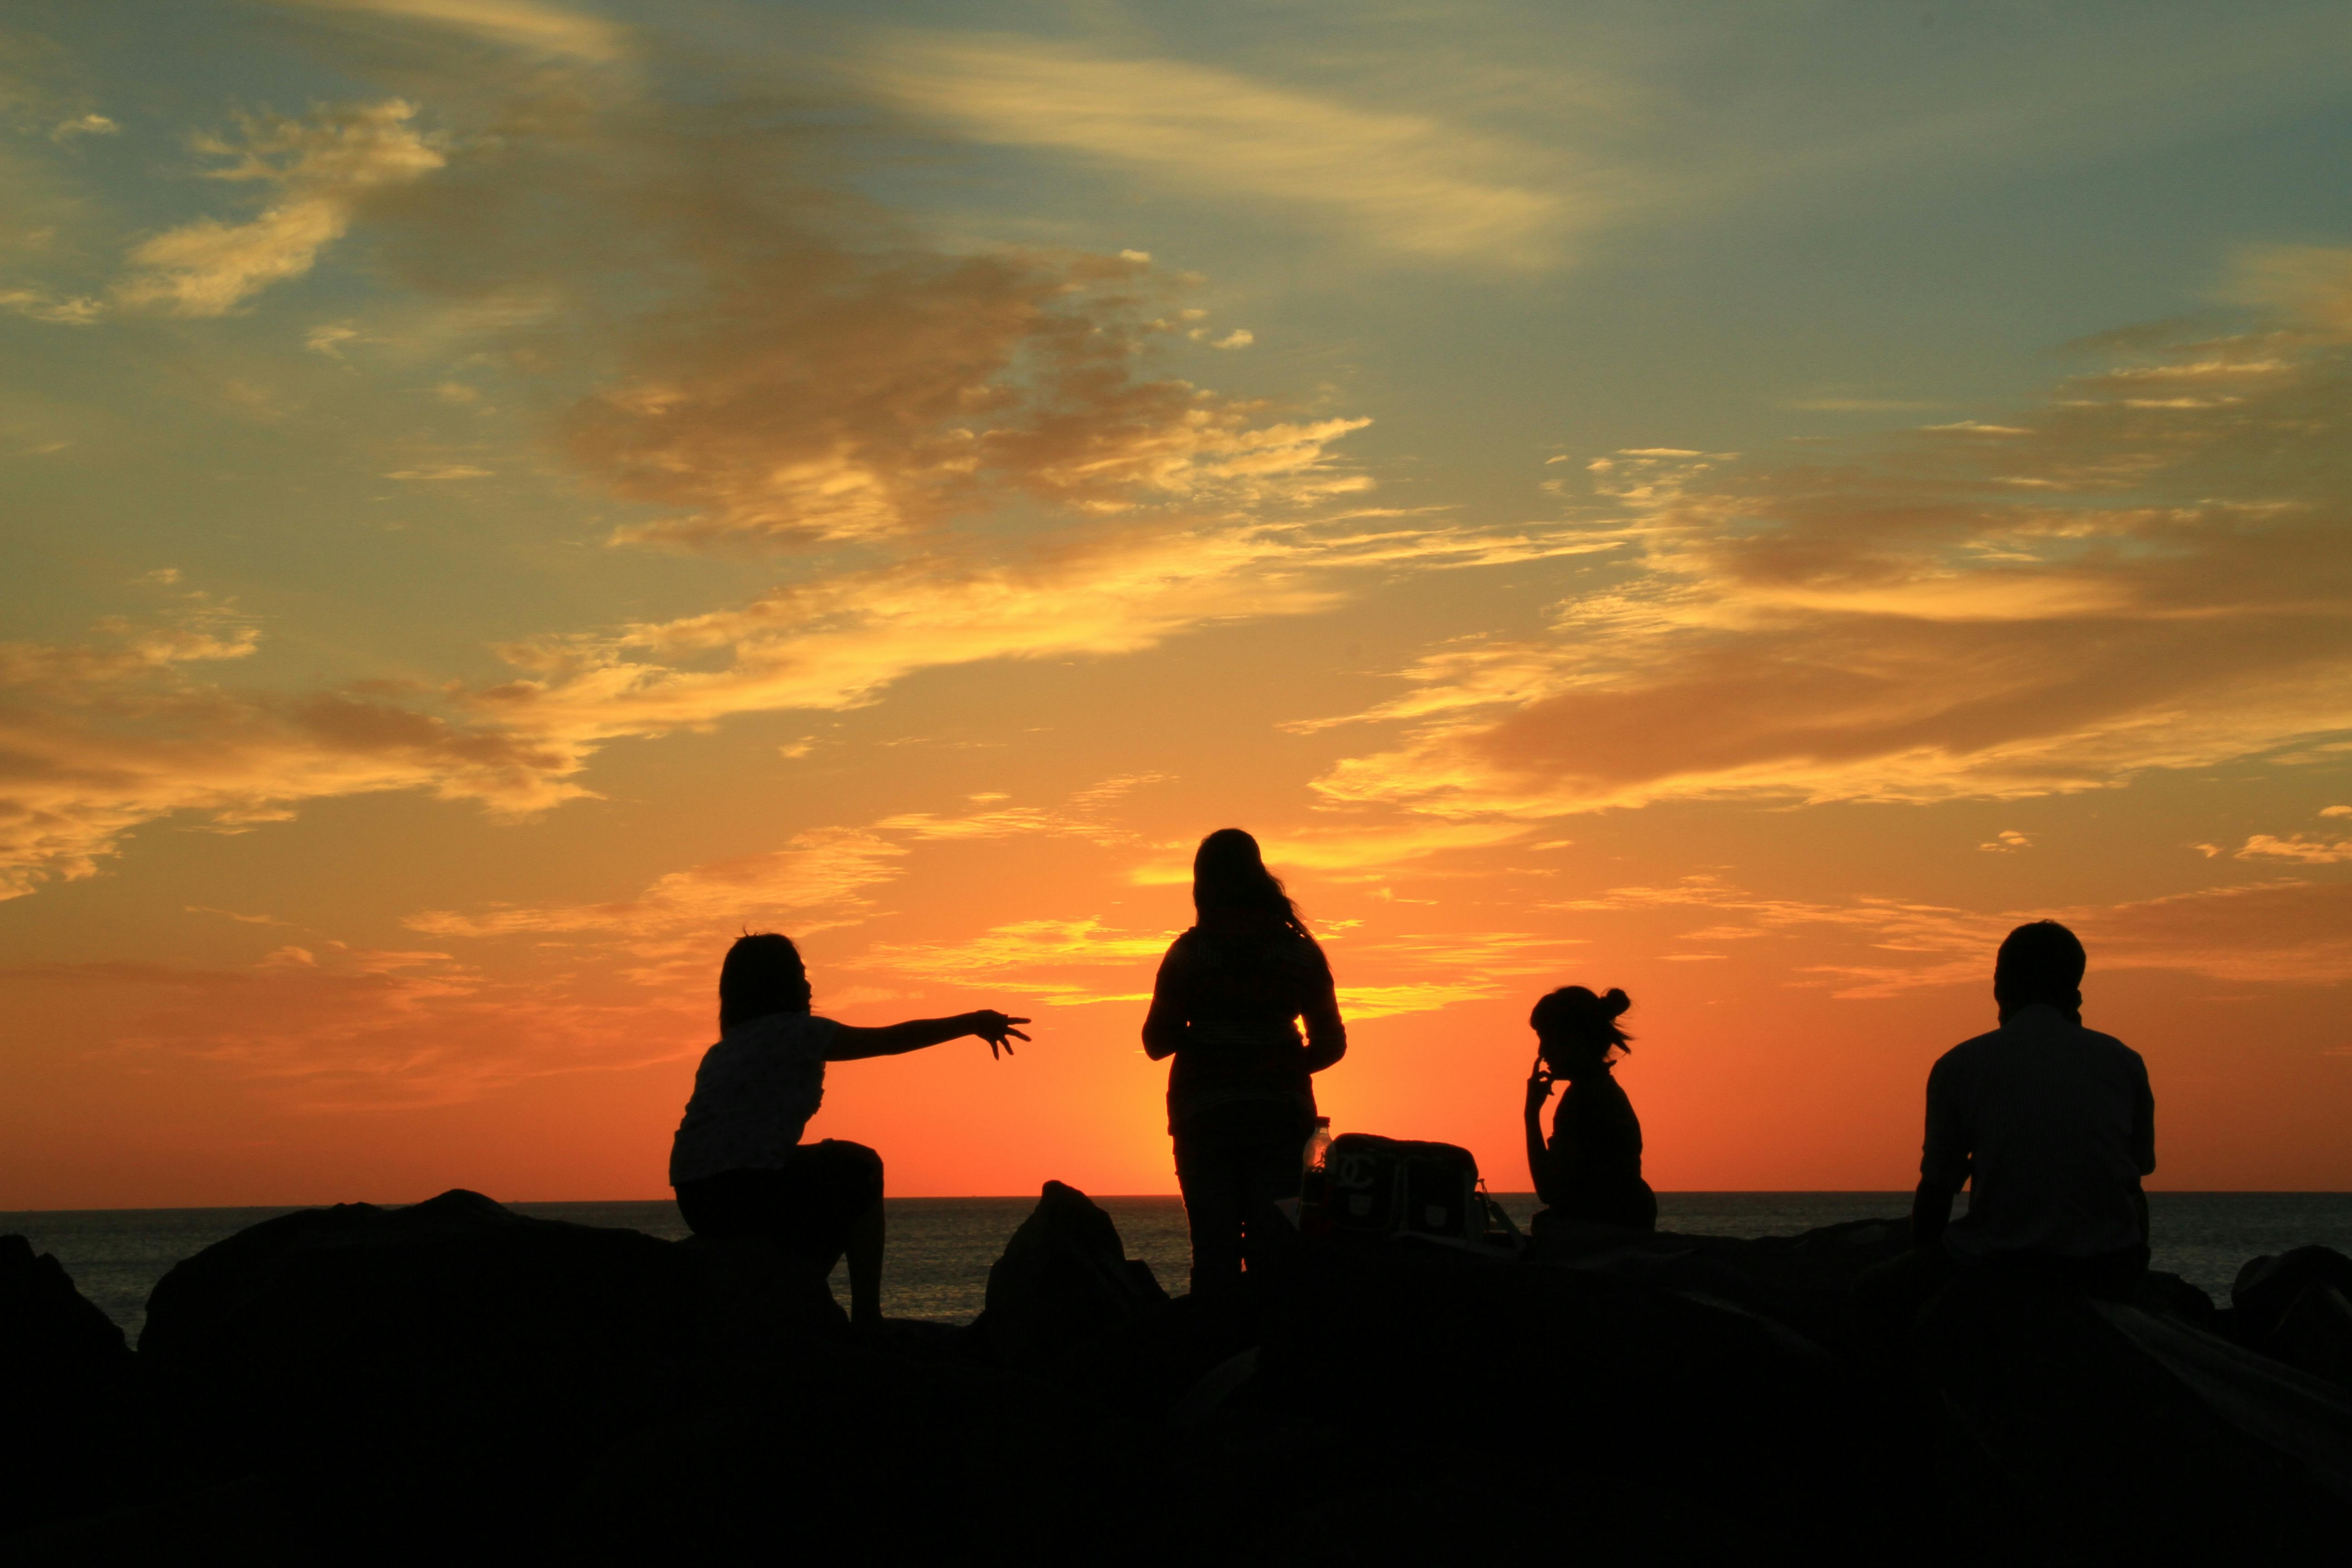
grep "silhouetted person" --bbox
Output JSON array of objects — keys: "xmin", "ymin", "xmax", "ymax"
[
  {"xmin": 1909, "ymin": 920, "xmax": 2154, "ymax": 1300},
  {"xmin": 1143, "ymin": 829, "xmax": 1346, "ymax": 1293},
  {"xmin": 670, "ymin": 932, "xmax": 1028, "ymax": 1330},
  {"xmin": 1523, "ymin": 985, "xmax": 1657, "ymax": 1232}
]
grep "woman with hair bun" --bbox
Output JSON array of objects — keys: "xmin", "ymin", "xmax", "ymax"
[
  {"xmin": 1143, "ymin": 829, "xmax": 1347, "ymax": 1292},
  {"xmin": 1523, "ymin": 985, "xmax": 1656, "ymax": 1232}
]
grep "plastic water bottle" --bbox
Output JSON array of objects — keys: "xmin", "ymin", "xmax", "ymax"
[
  {"xmin": 1302, "ymin": 1115, "xmax": 1333, "ymax": 1175},
  {"xmin": 1297, "ymin": 1116, "xmax": 1335, "ymax": 1237}
]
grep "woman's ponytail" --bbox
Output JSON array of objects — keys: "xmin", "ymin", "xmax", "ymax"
[{"xmin": 1530, "ymin": 985, "xmax": 1635, "ymax": 1054}]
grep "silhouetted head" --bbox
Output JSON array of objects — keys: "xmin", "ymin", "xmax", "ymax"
[
  {"xmin": 1191, "ymin": 828, "xmax": 1309, "ymax": 937},
  {"xmin": 1531, "ymin": 985, "xmax": 1632, "ymax": 1073},
  {"xmin": 1993, "ymin": 920, "xmax": 2085, "ymax": 1022},
  {"xmin": 718, "ymin": 931, "xmax": 812, "ymax": 1032}
]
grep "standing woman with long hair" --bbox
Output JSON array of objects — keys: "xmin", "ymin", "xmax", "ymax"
[{"xmin": 1143, "ymin": 829, "xmax": 1347, "ymax": 1293}]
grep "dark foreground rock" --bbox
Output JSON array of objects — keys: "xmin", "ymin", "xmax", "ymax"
[
  {"xmin": 1918, "ymin": 1268, "xmax": 2352, "ymax": 1558},
  {"xmin": 975, "ymin": 1178, "xmax": 1167, "ymax": 1367},
  {"xmin": 137, "ymin": 1187, "xmax": 699, "ymax": 1509},
  {"xmin": 8, "ymin": 1189, "xmax": 2352, "ymax": 1564},
  {"xmin": 0, "ymin": 1235, "xmax": 138, "ymax": 1530},
  {"xmin": 2232, "ymin": 1246, "xmax": 2352, "ymax": 1385}
]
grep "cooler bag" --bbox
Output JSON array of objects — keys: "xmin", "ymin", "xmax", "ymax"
[{"xmin": 1318, "ymin": 1133, "xmax": 1481, "ymax": 1243}]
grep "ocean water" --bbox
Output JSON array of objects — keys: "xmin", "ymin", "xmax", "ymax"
[{"xmin": 7, "ymin": 1193, "xmax": 2349, "ymax": 1340}]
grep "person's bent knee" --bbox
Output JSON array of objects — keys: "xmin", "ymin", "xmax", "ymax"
[{"xmin": 814, "ymin": 1138, "xmax": 884, "ymax": 1208}]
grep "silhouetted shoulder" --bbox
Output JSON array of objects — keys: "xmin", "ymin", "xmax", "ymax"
[
  {"xmin": 1928, "ymin": 1026, "xmax": 2004, "ymax": 1081},
  {"xmin": 1931, "ymin": 1014, "xmax": 2146, "ymax": 1101},
  {"xmin": 1155, "ymin": 928, "xmax": 1205, "ymax": 965},
  {"xmin": 2078, "ymin": 1025, "xmax": 2140, "ymax": 1058}
]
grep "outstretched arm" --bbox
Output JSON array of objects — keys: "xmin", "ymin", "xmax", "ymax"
[{"xmin": 828, "ymin": 1011, "xmax": 1029, "ymax": 1062}]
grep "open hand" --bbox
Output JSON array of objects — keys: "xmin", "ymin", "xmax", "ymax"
[{"xmin": 970, "ymin": 1011, "xmax": 1031, "ymax": 1058}]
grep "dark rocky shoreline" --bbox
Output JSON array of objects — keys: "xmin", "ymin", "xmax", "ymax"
[{"xmin": 6, "ymin": 1185, "xmax": 2349, "ymax": 1563}]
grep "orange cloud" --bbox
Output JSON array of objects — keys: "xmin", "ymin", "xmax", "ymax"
[
  {"xmin": 2236, "ymin": 833, "xmax": 2352, "ymax": 865},
  {"xmin": 0, "ymin": 613, "xmax": 589, "ymax": 899},
  {"xmin": 1, "ymin": 13, "xmax": 1658, "ymax": 904},
  {"xmin": 1311, "ymin": 264, "xmax": 2352, "ymax": 817},
  {"xmin": 1548, "ymin": 874, "xmax": 2352, "ymax": 996},
  {"xmin": 0, "ymin": 941, "xmax": 641, "ymax": 1110},
  {"xmin": 405, "ymin": 828, "xmax": 909, "ymax": 940}
]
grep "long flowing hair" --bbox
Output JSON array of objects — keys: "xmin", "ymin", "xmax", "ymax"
[
  {"xmin": 718, "ymin": 931, "xmax": 813, "ymax": 1032},
  {"xmin": 1191, "ymin": 828, "xmax": 1313, "ymax": 943}
]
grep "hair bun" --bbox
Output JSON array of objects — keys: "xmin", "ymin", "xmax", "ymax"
[{"xmin": 1602, "ymin": 988, "xmax": 1631, "ymax": 1018}]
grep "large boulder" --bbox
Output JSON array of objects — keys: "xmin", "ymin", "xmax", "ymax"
[
  {"xmin": 1916, "ymin": 1269, "xmax": 2352, "ymax": 1558},
  {"xmin": 975, "ymin": 1181, "xmax": 1167, "ymax": 1368},
  {"xmin": 2232, "ymin": 1246, "xmax": 2352, "ymax": 1384},
  {"xmin": 554, "ymin": 1340, "xmax": 1189, "ymax": 1558},
  {"xmin": 0, "ymin": 1236, "xmax": 137, "ymax": 1529},
  {"xmin": 137, "ymin": 1189, "xmax": 698, "ymax": 1508},
  {"xmin": 1529, "ymin": 1214, "xmax": 1918, "ymax": 1352},
  {"xmin": 1252, "ymin": 1240, "xmax": 1882, "ymax": 1558}
]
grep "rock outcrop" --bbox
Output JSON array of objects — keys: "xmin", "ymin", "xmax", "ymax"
[
  {"xmin": 974, "ymin": 1179, "xmax": 1167, "ymax": 1368},
  {"xmin": 8, "ymin": 1189, "xmax": 2352, "ymax": 1563},
  {"xmin": 137, "ymin": 1187, "xmax": 699, "ymax": 1515},
  {"xmin": 1917, "ymin": 1267, "xmax": 2352, "ymax": 1558},
  {"xmin": 2232, "ymin": 1245, "xmax": 2352, "ymax": 1385},
  {"xmin": 0, "ymin": 1235, "xmax": 137, "ymax": 1530}
]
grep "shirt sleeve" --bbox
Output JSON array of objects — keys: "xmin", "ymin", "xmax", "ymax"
[
  {"xmin": 1919, "ymin": 1053, "xmax": 1972, "ymax": 1189},
  {"xmin": 1140, "ymin": 939, "xmax": 1193, "ymax": 1054},
  {"xmin": 1298, "ymin": 939, "xmax": 1346, "ymax": 1068}
]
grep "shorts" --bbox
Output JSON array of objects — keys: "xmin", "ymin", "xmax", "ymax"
[{"xmin": 673, "ymin": 1139, "xmax": 883, "ymax": 1259}]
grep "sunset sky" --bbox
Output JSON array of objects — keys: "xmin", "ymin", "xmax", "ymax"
[{"xmin": 5, "ymin": 0, "xmax": 2350, "ymax": 1209}]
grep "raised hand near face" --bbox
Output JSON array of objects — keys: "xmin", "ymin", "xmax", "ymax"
[{"xmin": 1525, "ymin": 1046, "xmax": 1557, "ymax": 1111}]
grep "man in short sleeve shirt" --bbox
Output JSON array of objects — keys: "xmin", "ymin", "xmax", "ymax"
[{"xmin": 1911, "ymin": 921, "xmax": 2156, "ymax": 1300}]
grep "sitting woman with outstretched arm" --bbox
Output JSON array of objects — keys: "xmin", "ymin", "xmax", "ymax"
[
  {"xmin": 670, "ymin": 932, "xmax": 1028, "ymax": 1330},
  {"xmin": 1523, "ymin": 985, "xmax": 1656, "ymax": 1233}
]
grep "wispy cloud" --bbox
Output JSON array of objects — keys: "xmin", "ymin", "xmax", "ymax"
[
  {"xmin": 407, "ymin": 771, "xmax": 1176, "ymax": 959},
  {"xmin": 864, "ymin": 34, "xmax": 1585, "ymax": 268},
  {"xmin": 2, "ymin": 510, "xmax": 1580, "ymax": 896},
  {"xmin": 1311, "ymin": 255, "xmax": 2352, "ymax": 818},
  {"xmin": 0, "ymin": 285, "xmax": 103, "ymax": 325},
  {"xmin": 114, "ymin": 100, "xmax": 444, "ymax": 317},
  {"xmin": 1, "ymin": 941, "xmax": 710, "ymax": 1108},
  {"xmin": 2236, "ymin": 833, "xmax": 2352, "ymax": 865},
  {"xmin": 876, "ymin": 774, "xmax": 1166, "ymax": 845},
  {"xmin": 49, "ymin": 114, "xmax": 118, "ymax": 143},
  {"xmin": 404, "ymin": 828, "xmax": 908, "ymax": 940},
  {"xmin": 1126, "ymin": 817, "xmax": 1537, "ymax": 886},
  {"xmin": 0, "ymin": 612, "xmax": 586, "ymax": 900},
  {"xmin": 858, "ymin": 917, "xmax": 1170, "ymax": 1003},
  {"xmin": 1549, "ymin": 875, "xmax": 2352, "ymax": 995},
  {"xmin": 384, "ymin": 464, "xmax": 492, "ymax": 480},
  {"xmin": 274, "ymin": 0, "xmax": 627, "ymax": 64}
]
